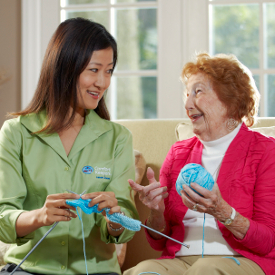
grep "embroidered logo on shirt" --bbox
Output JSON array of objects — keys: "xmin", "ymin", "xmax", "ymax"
[
  {"xmin": 95, "ymin": 166, "xmax": 112, "ymax": 180},
  {"xmin": 82, "ymin": 166, "xmax": 94, "ymax": 174}
]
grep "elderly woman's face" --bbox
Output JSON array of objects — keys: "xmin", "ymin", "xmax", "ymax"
[{"xmin": 185, "ymin": 73, "xmax": 231, "ymax": 141}]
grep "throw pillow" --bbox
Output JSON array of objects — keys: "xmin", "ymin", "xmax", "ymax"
[
  {"xmin": 115, "ymin": 149, "xmax": 146, "ymax": 268},
  {"xmin": 176, "ymin": 123, "xmax": 275, "ymax": 141},
  {"xmin": 175, "ymin": 122, "xmax": 194, "ymax": 141},
  {"xmin": 252, "ymin": 126, "xmax": 275, "ymax": 138}
]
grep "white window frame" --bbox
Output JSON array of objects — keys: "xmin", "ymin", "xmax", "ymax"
[
  {"xmin": 21, "ymin": 0, "xmax": 60, "ymax": 109},
  {"xmin": 24, "ymin": 0, "xmax": 275, "ymax": 118},
  {"xmin": 59, "ymin": 0, "xmax": 159, "ymax": 119},
  {"xmin": 21, "ymin": 0, "xmax": 209, "ymax": 119},
  {"xmin": 209, "ymin": 0, "xmax": 275, "ymax": 117}
]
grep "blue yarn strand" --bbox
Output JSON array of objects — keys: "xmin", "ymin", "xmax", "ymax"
[
  {"xmin": 76, "ymin": 207, "xmax": 89, "ymax": 275},
  {"xmin": 176, "ymin": 163, "xmax": 241, "ymax": 266},
  {"xmin": 202, "ymin": 213, "xmax": 205, "ymax": 258},
  {"xmin": 222, "ymin": 257, "xmax": 241, "ymax": 265}
]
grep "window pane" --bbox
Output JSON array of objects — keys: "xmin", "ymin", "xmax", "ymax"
[
  {"xmin": 116, "ymin": 8, "xmax": 157, "ymax": 71},
  {"xmin": 253, "ymin": 75, "xmax": 259, "ymax": 91},
  {"xmin": 265, "ymin": 3, "xmax": 275, "ymax": 68},
  {"xmin": 61, "ymin": 0, "xmax": 108, "ymax": 6},
  {"xmin": 112, "ymin": 76, "xmax": 157, "ymax": 119},
  {"xmin": 63, "ymin": 10, "xmax": 108, "ymax": 29},
  {"xmin": 210, "ymin": 4, "xmax": 259, "ymax": 69},
  {"xmin": 266, "ymin": 75, "xmax": 275, "ymax": 117},
  {"xmin": 253, "ymin": 74, "xmax": 260, "ymax": 116}
]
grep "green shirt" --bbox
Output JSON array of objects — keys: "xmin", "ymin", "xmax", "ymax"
[{"xmin": 0, "ymin": 110, "xmax": 138, "ymax": 274}]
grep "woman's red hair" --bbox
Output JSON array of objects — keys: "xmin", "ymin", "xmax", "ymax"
[{"xmin": 181, "ymin": 53, "xmax": 260, "ymax": 127}]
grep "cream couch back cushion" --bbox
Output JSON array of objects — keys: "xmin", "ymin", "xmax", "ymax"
[{"xmin": 176, "ymin": 122, "xmax": 275, "ymax": 141}]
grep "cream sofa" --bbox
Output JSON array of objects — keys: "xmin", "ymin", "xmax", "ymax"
[
  {"xmin": 116, "ymin": 117, "xmax": 275, "ymax": 272},
  {"xmin": 1, "ymin": 118, "xmax": 275, "ymax": 273}
]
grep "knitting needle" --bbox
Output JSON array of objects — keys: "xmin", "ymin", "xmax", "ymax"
[
  {"xmin": 140, "ymin": 223, "xmax": 190, "ymax": 249},
  {"xmin": 66, "ymin": 189, "xmax": 86, "ymax": 197},
  {"xmin": 80, "ymin": 189, "xmax": 87, "ymax": 196},
  {"xmin": 66, "ymin": 189, "xmax": 78, "ymax": 195},
  {"xmin": 9, "ymin": 191, "xmax": 85, "ymax": 274},
  {"xmin": 9, "ymin": 222, "xmax": 59, "ymax": 275},
  {"xmin": 66, "ymin": 189, "xmax": 190, "ymax": 249}
]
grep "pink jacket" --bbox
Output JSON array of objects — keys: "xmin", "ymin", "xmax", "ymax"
[{"xmin": 145, "ymin": 123, "xmax": 275, "ymax": 275}]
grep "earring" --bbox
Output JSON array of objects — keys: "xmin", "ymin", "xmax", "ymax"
[{"xmin": 226, "ymin": 118, "xmax": 238, "ymax": 131}]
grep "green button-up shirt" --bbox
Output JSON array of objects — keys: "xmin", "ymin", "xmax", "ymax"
[{"xmin": 0, "ymin": 110, "xmax": 138, "ymax": 274}]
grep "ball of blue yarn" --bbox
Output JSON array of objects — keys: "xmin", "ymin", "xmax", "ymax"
[{"xmin": 176, "ymin": 163, "xmax": 214, "ymax": 196}]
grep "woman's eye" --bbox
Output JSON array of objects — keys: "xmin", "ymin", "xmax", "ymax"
[
  {"xmin": 107, "ymin": 69, "xmax": 113, "ymax": 74},
  {"xmin": 90, "ymin": 68, "xmax": 98, "ymax": 73},
  {"xmin": 195, "ymin": 89, "xmax": 202, "ymax": 95}
]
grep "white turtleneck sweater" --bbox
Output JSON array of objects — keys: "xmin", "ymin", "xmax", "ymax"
[{"xmin": 175, "ymin": 123, "xmax": 242, "ymax": 256}]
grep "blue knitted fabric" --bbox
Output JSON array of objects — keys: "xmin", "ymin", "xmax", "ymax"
[
  {"xmin": 66, "ymin": 198, "xmax": 141, "ymax": 231},
  {"xmin": 176, "ymin": 163, "xmax": 214, "ymax": 196}
]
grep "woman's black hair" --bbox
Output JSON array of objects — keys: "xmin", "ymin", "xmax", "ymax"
[{"xmin": 13, "ymin": 17, "xmax": 117, "ymax": 133}]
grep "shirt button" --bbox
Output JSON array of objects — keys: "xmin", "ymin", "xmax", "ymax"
[
  {"xmin": 61, "ymin": 266, "xmax": 66, "ymax": 270},
  {"xmin": 61, "ymin": 241, "xmax": 66, "ymax": 246},
  {"xmin": 64, "ymin": 167, "xmax": 69, "ymax": 171}
]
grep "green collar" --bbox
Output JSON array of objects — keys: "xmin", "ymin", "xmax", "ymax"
[{"xmin": 20, "ymin": 109, "xmax": 112, "ymax": 165}]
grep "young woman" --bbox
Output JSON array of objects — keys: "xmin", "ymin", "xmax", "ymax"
[{"xmin": 0, "ymin": 17, "xmax": 138, "ymax": 275}]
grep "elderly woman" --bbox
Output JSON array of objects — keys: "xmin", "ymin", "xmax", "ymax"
[{"xmin": 124, "ymin": 53, "xmax": 275, "ymax": 275}]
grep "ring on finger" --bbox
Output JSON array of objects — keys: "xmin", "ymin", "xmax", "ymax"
[{"xmin": 193, "ymin": 203, "xmax": 198, "ymax": 211}]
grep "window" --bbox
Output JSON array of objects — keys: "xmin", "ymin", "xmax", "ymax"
[
  {"xmin": 209, "ymin": 0, "xmax": 275, "ymax": 116},
  {"xmin": 23, "ymin": 0, "xmax": 275, "ymax": 118},
  {"xmin": 22, "ymin": 0, "xmax": 185, "ymax": 120},
  {"xmin": 60, "ymin": 0, "xmax": 158, "ymax": 119}
]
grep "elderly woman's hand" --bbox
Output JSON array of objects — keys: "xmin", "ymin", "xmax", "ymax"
[
  {"xmin": 128, "ymin": 167, "xmax": 168, "ymax": 237},
  {"xmin": 181, "ymin": 182, "xmax": 250, "ymax": 239},
  {"xmin": 181, "ymin": 182, "xmax": 230, "ymax": 219},
  {"xmin": 128, "ymin": 167, "xmax": 168, "ymax": 213}
]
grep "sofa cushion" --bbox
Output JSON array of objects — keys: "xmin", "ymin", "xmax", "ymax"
[
  {"xmin": 134, "ymin": 150, "xmax": 146, "ymax": 186},
  {"xmin": 175, "ymin": 123, "xmax": 275, "ymax": 141},
  {"xmin": 0, "ymin": 241, "xmax": 9, "ymax": 266}
]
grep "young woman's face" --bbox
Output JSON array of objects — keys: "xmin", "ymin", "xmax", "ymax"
[
  {"xmin": 185, "ymin": 72, "xmax": 231, "ymax": 141},
  {"xmin": 76, "ymin": 47, "xmax": 114, "ymax": 114}
]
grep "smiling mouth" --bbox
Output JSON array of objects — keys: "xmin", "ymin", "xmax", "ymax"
[
  {"xmin": 189, "ymin": 114, "xmax": 203, "ymax": 121},
  {"xmin": 87, "ymin": 91, "xmax": 100, "ymax": 97}
]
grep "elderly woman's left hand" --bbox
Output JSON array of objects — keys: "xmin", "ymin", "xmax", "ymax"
[
  {"xmin": 181, "ymin": 182, "xmax": 232, "ymax": 221},
  {"xmin": 181, "ymin": 181, "xmax": 250, "ymax": 240}
]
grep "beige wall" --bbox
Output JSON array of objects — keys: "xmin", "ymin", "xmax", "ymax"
[{"xmin": 0, "ymin": 0, "xmax": 21, "ymax": 127}]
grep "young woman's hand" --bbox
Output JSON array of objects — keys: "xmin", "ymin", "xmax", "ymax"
[
  {"xmin": 81, "ymin": 191, "xmax": 124, "ymax": 236},
  {"xmin": 37, "ymin": 193, "xmax": 80, "ymax": 226},
  {"xmin": 16, "ymin": 192, "xmax": 79, "ymax": 237},
  {"xmin": 81, "ymin": 191, "xmax": 121, "ymax": 215}
]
